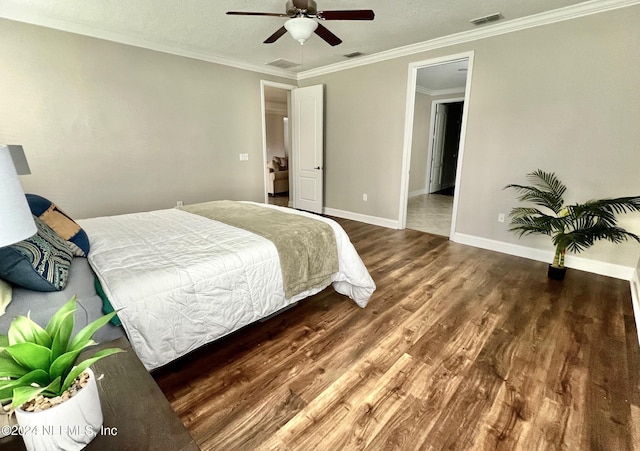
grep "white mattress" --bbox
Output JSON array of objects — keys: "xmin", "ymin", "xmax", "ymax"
[{"xmin": 78, "ymin": 204, "xmax": 375, "ymax": 370}]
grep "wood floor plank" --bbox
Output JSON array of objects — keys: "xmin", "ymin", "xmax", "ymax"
[
  {"xmin": 624, "ymin": 314, "xmax": 640, "ymax": 407},
  {"xmin": 153, "ymin": 218, "xmax": 640, "ymax": 451},
  {"xmin": 258, "ymin": 353, "xmax": 426, "ymax": 450},
  {"xmin": 631, "ymin": 404, "xmax": 640, "ymax": 448}
]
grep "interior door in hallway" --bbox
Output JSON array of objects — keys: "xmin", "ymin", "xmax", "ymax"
[
  {"xmin": 428, "ymin": 103, "xmax": 448, "ymax": 193},
  {"xmin": 291, "ymin": 84, "xmax": 324, "ymax": 214},
  {"xmin": 440, "ymin": 102, "xmax": 463, "ymax": 190}
]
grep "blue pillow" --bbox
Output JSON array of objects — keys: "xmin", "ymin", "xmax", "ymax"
[
  {"xmin": 0, "ymin": 216, "xmax": 73, "ymax": 292},
  {"xmin": 26, "ymin": 194, "xmax": 90, "ymax": 257}
]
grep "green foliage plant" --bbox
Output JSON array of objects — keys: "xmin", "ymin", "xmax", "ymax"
[
  {"xmin": 0, "ymin": 296, "xmax": 123, "ymax": 413},
  {"xmin": 505, "ymin": 170, "xmax": 640, "ymax": 269}
]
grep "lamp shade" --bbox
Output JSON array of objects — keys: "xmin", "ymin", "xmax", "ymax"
[
  {"xmin": 284, "ymin": 17, "xmax": 318, "ymax": 45},
  {"xmin": 8, "ymin": 145, "xmax": 31, "ymax": 175},
  {"xmin": 0, "ymin": 144, "xmax": 36, "ymax": 247}
]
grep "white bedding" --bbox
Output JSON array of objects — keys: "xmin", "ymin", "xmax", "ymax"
[{"xmin": 78, "ymin": 203, "xmax": 375, "ymax": 370}]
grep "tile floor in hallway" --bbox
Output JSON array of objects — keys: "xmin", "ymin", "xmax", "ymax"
[
  {"xmin": 268, "ymin": 191, "xmax": 453, "ymax": 237},
  {"xmin": 268, "ymin": 193, "xmax": 289, "ymax": 207},
  {"xmin": 406, "ymin": 193, "xmax": 454, "ymax": 236}
]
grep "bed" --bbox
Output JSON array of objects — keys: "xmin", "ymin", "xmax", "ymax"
[
  {"xmin": 74, "ymin": 201, "xmax": 375, "ymax": 370},
  {"xmin": 0, "ymin": 192, "xmax": 124, "ymax": 345},
  {"xmin": 1, "ymin": 199, "xmax": 374, "ymax": 371}
]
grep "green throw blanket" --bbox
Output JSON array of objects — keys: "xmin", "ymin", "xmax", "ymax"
[{"xmin": 179, "ymin": 201, "xmax": 339, "ymax": 298}]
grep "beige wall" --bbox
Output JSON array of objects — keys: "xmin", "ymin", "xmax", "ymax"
[
  {"xmin": 304, "ymin": 59, "xmax": 409, "ymax": 216},
  {"xmin": 2, "ymin": 6, "xmax": 640, "ymax": 270},
  {"xmin": 265, "ymin": 113, "xmax": 286, "ymax": 161},
  {"xmin": 0, "ymin": 19, "xmax": 292, "ymax": 219},
  {"xmin": 409, "ymin": 92, "xmax": 430, "ymax": 194},
  {"xmin": 302, "ymin": 5, "xmax": 640, "ymax": 269}
]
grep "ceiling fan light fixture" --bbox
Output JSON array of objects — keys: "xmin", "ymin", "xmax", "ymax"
[{"xmin": 284, "ymin": 17, "xmax": 318, "ymax": 45}]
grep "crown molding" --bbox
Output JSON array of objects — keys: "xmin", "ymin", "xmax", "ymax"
[
  {"xmin": 0, "ymin": 13, "xmax": 298, "ymax": 80},
  {"xmin": 416, "ymin": 86, "xmax": 466, "ymax": 96},
  {"xmin": 297, "ymin": 0, "xmax": 640, "ymax": 80},
  {"xmin": 2, "ymin": 0, "xmax": 638, "ymax": 81}
]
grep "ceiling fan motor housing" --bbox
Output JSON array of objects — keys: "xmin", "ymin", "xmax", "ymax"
[{"xmin": 287, "ymin": 0, "xmax": 318, "ymax": 17}]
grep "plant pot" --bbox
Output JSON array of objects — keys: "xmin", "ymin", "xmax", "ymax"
[
  {"xmin": 0, "ymin": 405, "xmax": 18, "ymax": 438},
  {"xmin": 548, "ymin": 265, "xmax": 566, "ymax": 280},
  {"xmin": 15, "ymin": 368, "xmax": 103, "ymax": 451}
]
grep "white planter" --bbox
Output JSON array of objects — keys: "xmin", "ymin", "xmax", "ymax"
[
  {"xmin": 0, "ymin": 406, "xmax": 18, "ymax": 438},
  {"xmin": 15, "ymin": 368, "xmax": 103, "ymax": 451}
]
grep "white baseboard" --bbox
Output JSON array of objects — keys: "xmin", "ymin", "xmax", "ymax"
[
  {"xmin": 454, "ymin": 232, "xmax": 640, "ymax": 347},
  {"xmin": 323, "ymin": 207, "xmax": 400, "ymax": 229},
  {"xmin": 452, "ymin": 233, "xmax": 635, "ymax": 280},
  {"xmin": 408, "ymin": 189, "xmax": 426, "ymax": 198},
  {"xmin": 322, "ymin": 210, "xmax": 634, "ymax": 280},
  {"xmin": 325, "ymin": 210, "xmax": 640, "ymax": 347},
  {"xmin": 632, "ymin": 268, "xmax": 640, "ymax": 348}
]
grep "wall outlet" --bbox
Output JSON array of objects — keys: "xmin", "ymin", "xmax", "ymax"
[
  {"xmin": 177, "ymin": 201, "xmax": 184, "ymax": 207},
  {"xmin": 498, "ymin": 213, "xmax": 506, "ymax": 223},
  {"xmin": 362, "ymin": 193, "xmax": 368, "ymax": 201},
  {"xmin": 239, "ymin": 153, "xmax": 249, "ymax": 161}
]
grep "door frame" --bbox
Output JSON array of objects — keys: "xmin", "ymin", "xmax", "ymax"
[
  {"xmin": 398, "ymin": 51, "xmax": 475, "ymax": 237},
  {"xmin": 425, "ymin": 97, "xmax": 465, "ymax": 194},
  {"xmin": 260, "ymin": 80, "xmax": 297, "ymax": 204}
]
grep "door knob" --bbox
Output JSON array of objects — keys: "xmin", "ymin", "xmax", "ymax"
[{"xmin": 314, "ymin": 166, "xmax": 321, "ymax": 170}]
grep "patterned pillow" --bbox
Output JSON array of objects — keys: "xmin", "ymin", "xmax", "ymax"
[
  {"xmin": 0, "ymin": 216, "xmax": 73, "ymax": 292},
  {"xmin": 26, "ymin": 194, "xmax": 90, "ymax": 257}
]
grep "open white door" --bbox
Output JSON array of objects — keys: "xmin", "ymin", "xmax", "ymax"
[
  {"xmin": 291, "ymin": 84, "xmax": 324, "ymax": 214},
  {"xmin": 428, "ymin": 103, "xmax": 447, "ymax": 193}
]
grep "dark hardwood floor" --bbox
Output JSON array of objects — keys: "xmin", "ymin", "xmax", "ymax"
[{"xmin": 153, "ymin": 218, "xmax": 640, "ymax": 450}]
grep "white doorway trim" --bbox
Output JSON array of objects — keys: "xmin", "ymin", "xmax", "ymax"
[
  {"xmin": 260, "ymin": 80, "xmax": 297, "ymax": 204},
  {"xmin": 398, "ymin": 51, "xmax": 475, "ymax": 238}
]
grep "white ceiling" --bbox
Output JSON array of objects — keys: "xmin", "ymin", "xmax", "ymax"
[
  {"xmin": 0, "ymin": 0, "xmax": 624, "ymax": 79},
  {"xmin": 417, "ymin": 59, "xmax": 469, "ymax": 93}
]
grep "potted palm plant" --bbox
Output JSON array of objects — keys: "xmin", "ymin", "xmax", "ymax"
[
  {"xmin": 505, "ymin": 170, "xmax": 640, "ymax": 280},
  {"xmin": 0, "ymin": 296, "xmax": 123, "ymax": 450}
]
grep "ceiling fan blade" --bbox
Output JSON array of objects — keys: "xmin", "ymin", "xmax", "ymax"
[
  {"xmin": 317, "ymin": 10, "xmax": 375, "ymax": 20},
  {"xmin": 314, "ymin": 23, "xmax": 342, "ymax": 46},
  {"xmin": 264, "ymin": 26, "xmax": 288, "ymax": 44},
  {"xmin": 226, "ymin": 11, "xmax": 288, "ymax": 17}
]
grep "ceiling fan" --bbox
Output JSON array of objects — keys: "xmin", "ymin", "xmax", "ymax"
[{"xmin": 226, "ymin": 0, "xmax": 375, "ymax": 46}]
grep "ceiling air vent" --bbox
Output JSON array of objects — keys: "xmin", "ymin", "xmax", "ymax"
[
  {"xmin": 265, "ymin": 58, "xmax": 298, "ymax": 69},
  {"xmin": 343, "ymin": 51, "xmax": 365, "ymax": 59},
  {"xmin": 469, "ymin": 12, "xmax": 503, "ymax": 26}
]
